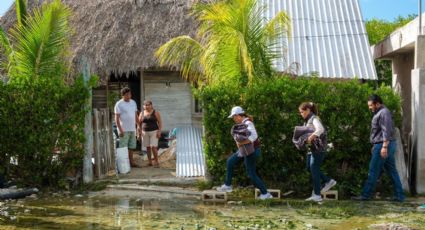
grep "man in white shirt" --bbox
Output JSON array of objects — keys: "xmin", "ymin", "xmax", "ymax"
[{"xmin": 114, "ymin": 87, "xmax": 138, "ymax": 167}]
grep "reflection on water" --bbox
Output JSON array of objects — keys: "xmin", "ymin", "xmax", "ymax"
[{"xmin": 0, "ymin": 196, "xmax": 424, "ymax": 229}]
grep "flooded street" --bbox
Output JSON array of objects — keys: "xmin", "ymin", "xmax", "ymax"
[{"xmin": 1, "ymin": 194, "xmax": 424, "ymax": 229}]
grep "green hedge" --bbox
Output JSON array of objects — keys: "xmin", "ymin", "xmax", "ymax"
[
  {"xmin": 0, "ymin": 77, "xmax": 89, "ymax": 188},
  {"xmin": 199, "ymin": 77, "xmax": 401, "ymax": 197}
]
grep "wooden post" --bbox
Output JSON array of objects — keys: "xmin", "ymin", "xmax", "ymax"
[
  {"xmin": 140, "ymin": 70, "xmax": 144, "ymax": 152},
  {"xmin": 82, "ymin": 57, "xmax": 94, "ymax": 183},
  {"xmin": 105, "ymin": 109, "xmax": 115, "ymax": 172},
  {"xmin": 93, "ymin": 109, "xmax": 101, "ymax": 178}
]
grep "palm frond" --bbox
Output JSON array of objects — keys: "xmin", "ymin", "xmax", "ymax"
[
  {"xmin": 9, "ymin": 0, "xmax": 71, "ymax": 81},
  {"xmin": 202, "ymin": 36, "xmax": 241, "ymax": 85},
  {"xmin": 264, "ymin": 11, "xmax": 291, "ymax": 42},
  {"xmin": 157, "ymin": 0, "xmax": 291, "ymax": 86},
  {"xmin": 0, "ymin": 27, "xmax": 12, "ymax": 61},
  {"xmin": 155, "ymin": 35, "xmax": 205, "ymax": 84},
  {"xmin": 16, "ymin": 0, "xmax": 28, "ymax": 28},
  {"xmin": 0, "ymin": 26, "xmax": 14, "ymax": 75}
]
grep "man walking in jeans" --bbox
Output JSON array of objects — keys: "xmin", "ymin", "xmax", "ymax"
[{"xmin": 352, "ymin": 94, "xmax": 405, "ymax": 202}]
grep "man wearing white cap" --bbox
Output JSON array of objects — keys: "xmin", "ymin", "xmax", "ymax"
[{"xmin": 216, "ymin": 106, "xmax": 273, "ymax": 200}]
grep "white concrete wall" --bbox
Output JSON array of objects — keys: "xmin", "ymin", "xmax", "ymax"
[
  {"xmin": 143, "ymin": 72, "xmax": 200, "ymax": 132},
  {"xmin": 392, "ymin": 53, "xmax": 414, "ymax": 142},
  {"xmin": 372, "ymin": 12, "xmax": 425, "ymax": 59},
  {"xmin": 145, "ymin": 81, "xmax": 192, "ymax": 132},
  {"xmin": 411, "ymin": 68, "xmax": 425, "ymax": 193},
  {"xmin": 412, "ymin": 35, "xmax": 425, "ymax": 193}
]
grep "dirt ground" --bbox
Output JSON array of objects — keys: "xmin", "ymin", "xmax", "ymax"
[{"xmin": 116, "ymin": 141, "xmax": 178, "ymax": 180}]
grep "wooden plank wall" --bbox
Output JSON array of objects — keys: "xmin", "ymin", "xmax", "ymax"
[
  {"xmin": 93, "ymin": 82, "xmax": 124, "ymax": 109},
  {"xmin": 92, "ymin": 108, "xmax": 115, "ymax": 179},
  {"xmin": 93, "ymin": 86, "xmax": 107, "ymax": 109}
]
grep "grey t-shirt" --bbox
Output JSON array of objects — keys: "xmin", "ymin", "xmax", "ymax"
[{"xmin": 370, "ymin": 105, "xmax": 394, "ymax": 144}]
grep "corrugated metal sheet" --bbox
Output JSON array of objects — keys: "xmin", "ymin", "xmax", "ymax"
[
  {"xmin": 176, "ymin": 126, "xmax": 205, "ymax": 177},
  {"xmin": 260, "ymin": 0, "xmax": 377, "ymax": 79}
]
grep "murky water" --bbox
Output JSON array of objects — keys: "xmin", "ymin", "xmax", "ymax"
[{"xmin": 1, "ymin": 195, "xmax": 424, "ymax": 229}]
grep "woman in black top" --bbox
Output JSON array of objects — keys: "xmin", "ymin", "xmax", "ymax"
[{"xmin": 138, "ymin": 100, "xmax": 162, "ymax": 167}]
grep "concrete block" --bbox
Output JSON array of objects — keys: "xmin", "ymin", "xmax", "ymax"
[
  {"xmin": 202, "ymin": 190, "xmax": 227, "ymax": 202},
  {"xmin": 255, "ymin": 189, "xmax": 281, "ymax": 199},
  {"xmin": 321, "ymin": 190, "xmax": 338, "ymax": 200}
]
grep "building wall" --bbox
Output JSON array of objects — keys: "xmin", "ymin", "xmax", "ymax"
[
  {"xmin": 143, "ymin": 72, "xmax": 194, "ymax": 132},
  {"xmin": 392, "ymin": 52, "xmax": 414, "ymax": 145},
  {"xmin": 93, "ymin": 71, "xmax": 201, "ymax": 133},
  {"xmin": 92, "ymin": 71, "xmax": 201, "ymax": 132},
  {"xmin": 412, "ymin": 35, "xmax": 425, "ymax": 193}
]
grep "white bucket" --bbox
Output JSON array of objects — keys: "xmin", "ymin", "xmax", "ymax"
[{"xmin": 116, "ymin": 147, "xmax": 130, "ymax": 174}]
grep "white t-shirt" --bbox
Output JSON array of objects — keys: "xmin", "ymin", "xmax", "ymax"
[
  {"xmin": 114, "ymin": 99, "xmax": 137, "ymax": 133},
  {"xmin": 242, "ymin": 118, "xmax": 258, "ymax": 142}
]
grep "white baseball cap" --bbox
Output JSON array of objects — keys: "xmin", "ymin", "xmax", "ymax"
[{"xmin": 228, "ymin": 106, "xmax": 245, "ymax": 118}]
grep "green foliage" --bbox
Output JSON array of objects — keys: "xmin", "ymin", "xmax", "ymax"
[
  {"xmin": 0, "ymin": 27, "xmax": 12, "ymax": 74},
  {"xmin": 366, "ymin": 15, "xmax": 416, "ymax": 86},
  {"xmin": 373, "ymin": 60, "xmax": 393, "ymax": 87},
  {"xmin": 195, "ymin": 180, "xmax": 214, "ymax": 191},
  {"xmin": 0, "ymin": 77, "xmax": 89, "ymax": 188},
  {"xmin": 155, "ymin": 0, "xmax": 290, "ymax": 87},
  {"xmin": 15, "ymin": 0, "xmax": 28, "ymax": 28},
  {"xmin": 107, "ymin": 89, "xmax": 120, "ymax": 108},
  {"xmin": 366, "ymin": 15, "xmax": 415, "ymax": 45},
  {"xmin": 0, "ymin": 0, "xmax": 90, "ymax": 188},
  {"xmin": 199, "ymin": 77, "xmax": 401, "ymax": 196},
  {"xmin": 7, "ymin": 0, "xmax": 72, "ymax": 84}
]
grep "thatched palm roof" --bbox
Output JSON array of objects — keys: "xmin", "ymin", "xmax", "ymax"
[{"xmin": 0, "ymin": 0, "xmax": 197, "ymax": 77}]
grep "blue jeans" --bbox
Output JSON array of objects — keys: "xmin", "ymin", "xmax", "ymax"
[
  {"xmin": 361, "ymin": 141, "xmax": 405, "ymax": 201},
  {"xmin": 307, "ymin": 151, "xmax": 330, "ymax": 195},
  {"xmin": 224, "ymin": 148, "xmax": 268, "ymax": 194}
]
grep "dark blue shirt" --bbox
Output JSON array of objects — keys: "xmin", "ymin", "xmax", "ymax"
[{"xmin": 370, "ymin": 105, "xmax": 394, "ymax": 144}]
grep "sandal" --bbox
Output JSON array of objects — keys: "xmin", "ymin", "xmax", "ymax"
[{"xmin": 148, "ymin": 163, "xmax": 153, "ymax": 166}]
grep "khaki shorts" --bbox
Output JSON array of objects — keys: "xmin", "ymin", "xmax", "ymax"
[
  {"xmin": 142, "ymin": 130, "xmax": 159, "ymax": 147},
  {"xmin": 119, "ymin": 131, "xmax": 137, "ymax": 150}
]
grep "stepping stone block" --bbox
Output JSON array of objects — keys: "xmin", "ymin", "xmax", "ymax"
[
  {"xmin": 202, "ymin": 190, "xmax": 227, "ymax": 202},
  {"xmin": 321, "ymin": 190, "xmax": 338, "ymax": 200},
  {"xmin": 255, "ymin": 189, "xmax": 281, "ymax": 199}
]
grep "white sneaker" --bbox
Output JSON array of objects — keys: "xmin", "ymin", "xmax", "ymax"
[
  {"xmin": 305, "ymin": 194, "xmax": 323, "ymax": 202},
  {"xmin": 321, "ymin": 179, "xmax": 337, "ymax": 193},
  {"xmin": 216, "ymin": 184, "xmax": 232, "ymax": 193},
  {"xmin": 259, "ymin": 192, "xmax": 273, "ymax": 200}
]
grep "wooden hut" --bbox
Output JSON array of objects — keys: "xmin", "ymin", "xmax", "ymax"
[{"xmin": 1, "ymin": 0, "xmax": 202, "ymax": 132}]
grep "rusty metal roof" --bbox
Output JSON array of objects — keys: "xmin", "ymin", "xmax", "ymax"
[{"xmin": 261, "ymin": 0, "xmax": 377, "ymax": 79}]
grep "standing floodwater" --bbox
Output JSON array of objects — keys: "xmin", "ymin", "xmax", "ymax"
[{"xmin": 0, "ymin": 194, "xmax": 424, "ymax": 229}]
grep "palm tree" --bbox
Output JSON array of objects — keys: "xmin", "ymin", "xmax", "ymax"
[
  {"xmin": 0, "ymin": 0, "xmax": 71, "ymax": 84},
  {"xmin": 155, "ymin": 0, "xmax": 291, "ymax": 86}
]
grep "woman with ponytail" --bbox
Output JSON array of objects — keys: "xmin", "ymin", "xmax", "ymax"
[{"xmin": 298, "ymin": 102, "xmax": 336, "ymax": 202}]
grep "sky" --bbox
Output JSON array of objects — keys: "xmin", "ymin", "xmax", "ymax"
[{"xmin": 0, "ymin": 0, "xmax": 422, "ymax": 21}]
